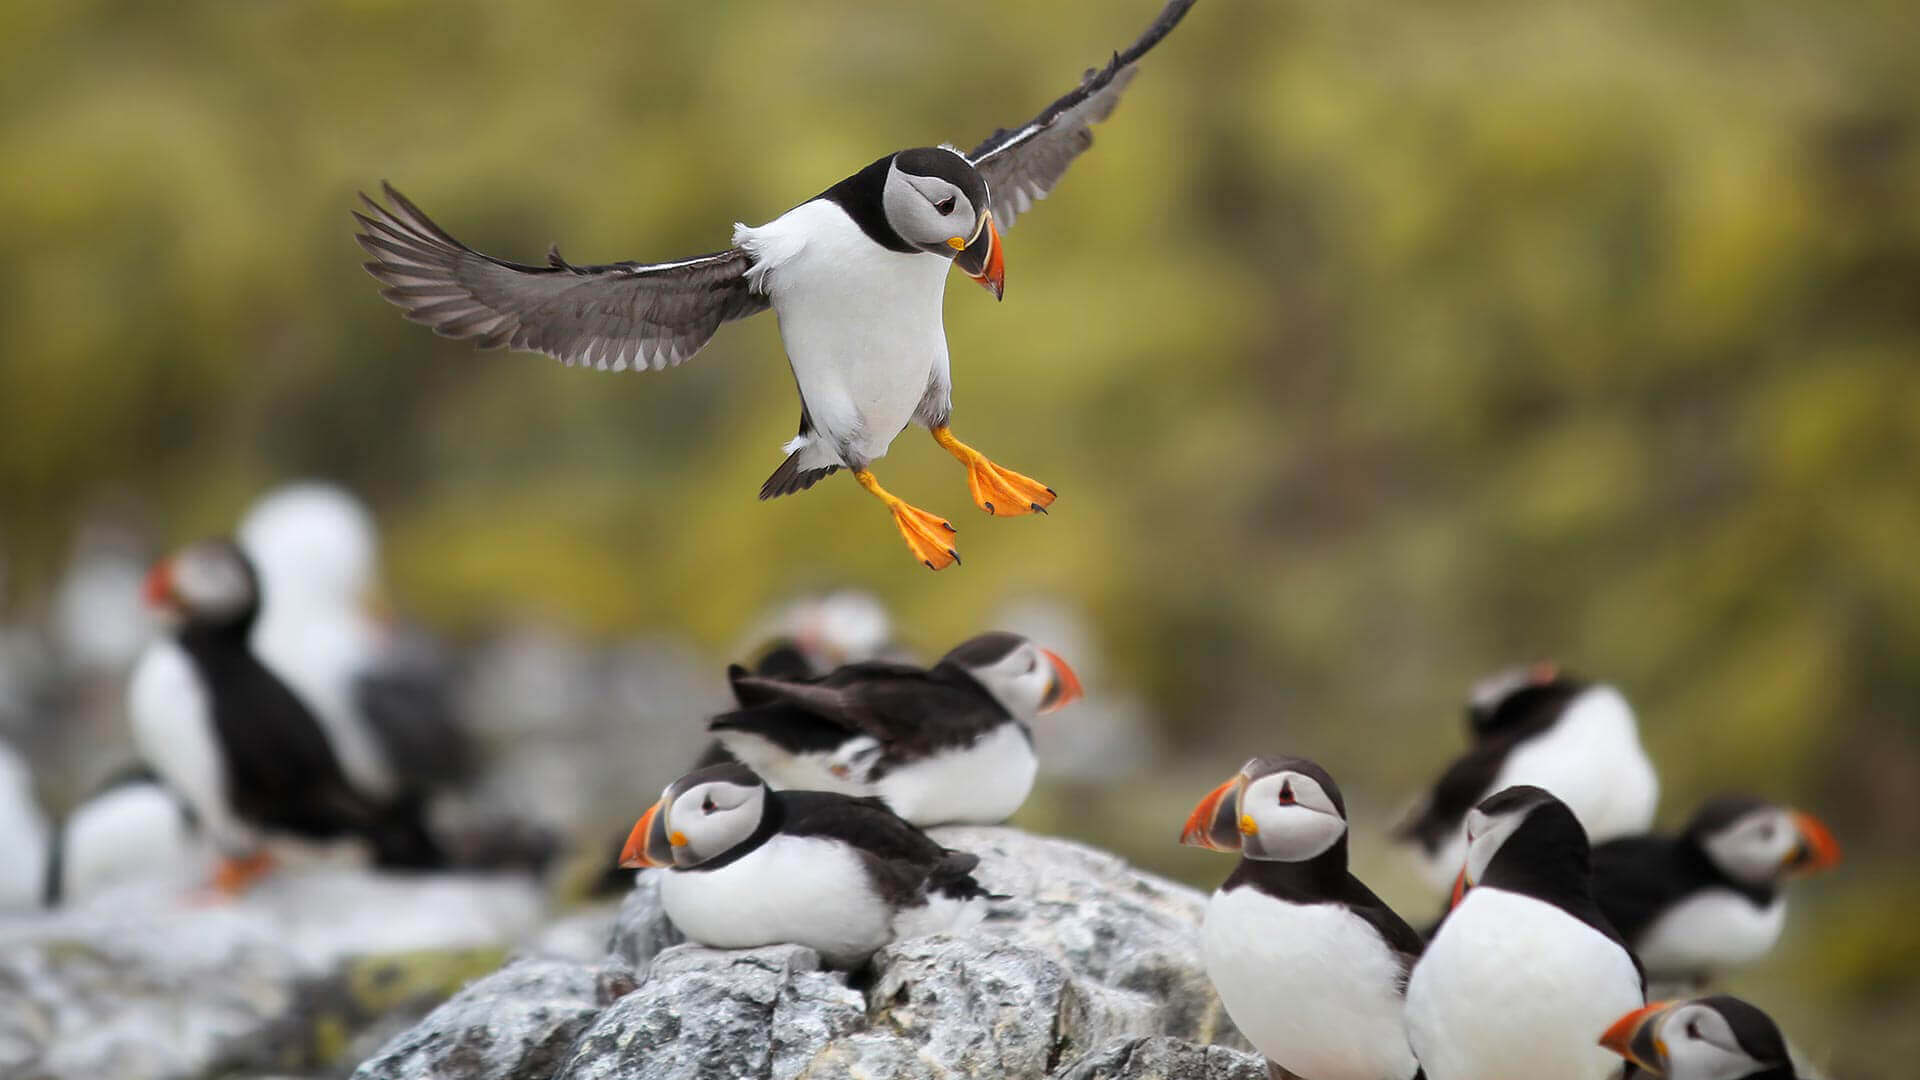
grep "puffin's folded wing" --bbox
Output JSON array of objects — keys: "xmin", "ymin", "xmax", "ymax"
[
  {"xmin": 965, "ymin": 0, "xmax": 1196, "ymax": 229},
  {"xmin": 355, "ymin": 183, "xmax": 768, "ymax": 372}
]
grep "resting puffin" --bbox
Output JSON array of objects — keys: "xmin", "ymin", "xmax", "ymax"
[
  {"xmin": 42, "ymin": 766, "xmax": 206, "ymax": 906},
  {"xmin": 1592, "ymin": 795, "xmax": 1840, "ymax": 987},
  {"xmin": 1601, "ymin": 995, "xmax": 1800, "ymax": 1080},
  {"xmin": 1180, "ymin": 756, "xmax": 1423, "ymax": 1080},
  {"xmin": 128, "ymin": 539, "xmax": 443, "ymax": 892},
  {"xmin": 618, "ymin": 762, "xmax": 994, "ymax": 968},
  {"xmin": 1405, "ymin": 785, "xmax": 1644, "ymax": 1080},
  {"xmin": 707, "ymin": 631, "xmax": 1081, "ymax": 825},
  {"xmin": 355, "ymin": 0, "xmax": 1199, "ymax": 570},
  {"xmin": 1395, "ymin": 662, "xmax": 1659, "ymax": 894}
]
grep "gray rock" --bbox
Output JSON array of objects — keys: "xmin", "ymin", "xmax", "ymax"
[
  {"xmin": 353, "ymin": 958, "xmax": 617, "ymax": 1080},
  {"xmin": 605, "ymin": 869, "xmax": 684, "ymax": 972},
  {"xmin": 1056, "ymin": 1036, "xmax": 1269, "ymax": 1080}
]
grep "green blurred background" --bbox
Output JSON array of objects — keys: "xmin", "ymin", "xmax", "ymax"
[{"xmin": 2, "ymin": 1, "xmax": 1917, "ymax": 1074}]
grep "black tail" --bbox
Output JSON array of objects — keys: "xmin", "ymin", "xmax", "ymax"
[
  {"xmin": 759, "ymin": 450, "xmax": 837, "ymax": 500},
  {"xmin": 366, "ymin": 795, "xmax": 447, "ymax": 870},
  {"xmin": 929, "ymin": 849, "xmax": 1004, "ymax": 902}
]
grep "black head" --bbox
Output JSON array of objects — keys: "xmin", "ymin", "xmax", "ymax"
[
  {"xmin": 143, "ymin": 538, "xmax": 262, "ymax": 635},
  {"xmin": 821, "ymin": 146, "xmax": 1004, "ymax": 296},
  {"xmin": 1462, "ymin": 784, "xmax": 1593, "ymax": 896},
  {"xmin": 1601, "ymin": 994, "xmax": 1798, "ymax": 1079},
  {"xmin": 938, "ymin": 632, "xmax": 1083, "ymax": 719},
  {"xmin": 1180, "ymin": 754, "xmax": 1350, "ymax": 864},
  {"xmin": 1465, "ymin": 661, "xmax": 1588, "ymax": 738},
  {"xmin": 1685, "ymin": 795, "xmax": 1842, "ymax": 887},
  {"xmin": 620, "ymin": 762, "xmax": 769, "ymax": 870}
]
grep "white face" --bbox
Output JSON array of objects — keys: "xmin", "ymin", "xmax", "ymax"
[
  {"xmin": 661, "ymin": 777, "xmax": 766, "ymax": 868},
  {"xmin": 1701, "ymin": 807, "xmax": 1803, "ymax": 887},
  {"xmin": 1462, "ymin": 803, "xmax": 1530, "ymax": 886},
  {"xmin": 882, "ymin": 156, "xmax": 983, "ymax": 253},
  {"xmin": 1239, "ymin": 769, "xmax": 1347, "ymax": 862},
  {"xmin": 962, "ymin": 639, "xmax": 1056, "ymax": 719},
  {"xmin": 169, "ymin": 542, "xmax": 256, "ymax": 622},
  {"xmin": 1648, "ymin": 1003, "xmax": 1772, "ymax": 1080}
]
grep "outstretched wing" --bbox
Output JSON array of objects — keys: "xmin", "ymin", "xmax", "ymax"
[
  {"xmin": 355, "ymin": 182, "xmax": 769, "ymax": 372},
  {"xmin": 965, "ymin": 0, "xmax": 1197, "ymax": 229}
]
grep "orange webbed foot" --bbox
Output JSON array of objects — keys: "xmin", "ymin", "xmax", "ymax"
[
  {"xmin": 855, "ymin": 469, "xmax": 960, "ymax": 571},
  {"xmin": 933, "ymin": 427, "xmax": 1057, "ymax": 516}
]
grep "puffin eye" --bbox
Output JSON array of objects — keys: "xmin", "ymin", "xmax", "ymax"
[
  {"xmin": 701, "ymin": 795, "xmax": 716, "ymax": 814},
  {"xmin": 935, "ymin": 195, "xmax": 956, "ymax": 215},
  {"xmin": 1685, "ymin": 1019, "xmax": 1701, "ymax": 1040}
]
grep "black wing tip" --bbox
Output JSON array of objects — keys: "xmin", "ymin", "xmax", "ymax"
[{"xmin": 758, "ymin": 457, "xmax": 840, "ymax": 500}]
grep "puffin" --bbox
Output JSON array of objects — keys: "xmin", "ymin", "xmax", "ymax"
[
  {"xmin": 355, "ymin": 0, "xmax": 1199, "ymax": 570},
  {"xmin": 128, "ymin": 538, "xmax": 444, "ymax": 893},
  {"xmin": 1405, "ymin": 785, "xmax": 1645, "ymax": 1080},
  {"xmin": 1180, "ymin": 756, "xmax": 1424, "ymax": 1080},
  {"xmin": 1592, "ymin": 795, "xmax": 1841, "ymax": 987},
  {"xmin": 0, "ymin": 737, "xmax": 48, "ymax": 908},
  {"xmin": 1601, "ymin": 995, "xmax": 1800, "ymax": 1080},
  {"xmin": 707, "ymin": 631, "xmax": 1082, "ymax": 825},
  {"xmin": 1395, "ymin": 662, "xmax": 1659, "ymax": 895},
  {"xmin": 43, "ymin": 766, "xmax": 207, "ymax": 906},
  {"xmin": 618, "ymin": 762, "xmax": 995, "ymax": 968}
]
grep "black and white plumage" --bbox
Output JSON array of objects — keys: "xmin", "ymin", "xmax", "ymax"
[
  {"xmin": 42, "ymin": 765, "xmax": 206, "ymax": 907},
  {"xmin": 1395, "ymin": 663, "xmax": 1659, "ymax": 894},
  {"xmin": 1180, "ymin": 756, "xmax": 1423, "ymax": 1080},
  {"xmin": 1601, "ymin": 996, "xmax": 1800, "ymax": 1080},
  {"xmin": 128, "ymin": 540, "xmax": 444, "ymax": 890},
  {"xmin": 1406, "ymin": 785, "xmax": 1645, "ymax": 1080},
  {"xmin": 708, "ymin": 632, "xmax": 1082, "ymax": 825},
  {"xmin": 355, "ymin": 1, "xmax": 1198, "ymax": 569},
  {"xmin": 618, "ymin": 763, "xmax": 994, "ymax": 968},
  {"xmin": 1593, "ymin": 796, "xmax": 1840, "ymax": 987}
]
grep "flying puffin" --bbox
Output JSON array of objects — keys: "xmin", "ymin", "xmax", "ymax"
[
  {"xmin": 1601, "ymin": 995, "xmax": 1801, "ymax": 1080},
  {"xmin": 1395, "ymin": 662, "xmax": 1659, "ymax": 895},
  {"xmin": 707, "ymin": 631, "xmax": 1082, "ymax": 825},
  {"xmin": 354, "ymin": 0, "xmax": 1199, "ymax": 570},
  {"xmin": 1405, "ymin": 785, "xmax": 1645, "ymax": 1080},
  {"xmin": 1180, "ymin": 756, "xmax": 1424, "ymax": 1080},
  {"xmin": 128, "ymin": 539, "xmax": 444, "ymax": 893},
  {"xmin": 618, "ymin": 762, "xmax": 995, "ymax": 968},
  {"xmin": 1592, "ymin": 795, "xmax": 1840, "ymax": 988}
]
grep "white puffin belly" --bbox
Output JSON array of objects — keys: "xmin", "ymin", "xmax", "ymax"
[
  {"xmin": 657, "ymin": 834, "xmax": 896, "ymax": 968},
  {"xmin": 1205, "ymin": 887, "xmax": 1418, "ymax": 1080},
  {"xmin": 1405, "ymin": 889, "xmax": 1643, "ymax": 1080},
  {"xmin": 128, "ymin": 641, "xmax": 254, "ymax": 854},
  {"xmin": 875, "ymin": 723, "xmax": 1037, "ymax": 826},
  {"xmin": 60, "ymin": 782, "xmax": 207, "ymax": 904},
  {"xmin": 738, "ymin": 201, "xmax": 953, "ymax": 468},
  {"xmin": 1635, "ymin": 890, "xmax": 1786, "ymax": 979}
]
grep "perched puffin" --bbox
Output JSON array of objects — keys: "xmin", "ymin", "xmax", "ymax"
[
  {"xmin": 618, "ymin": 762, "xmax": 994, "ymax": 968},
  {"xmin": 238, "ymin": 484, "xmax": 473, "ymax": 806},
  {"xmin": 355, "ymin": 0, "xmax": 1198, "ymax": 570},
  {"xmin": 1601, "ymin": 995, "xmax": 1800, "ymax": 1080},
  {"xmin": 1405, "ymin": 785, "xmax": 1645, "ymax": 1080},
  {"xmin": 43, "ymin": 766, "xmax": 206, "ymax": 906},
  {"xmin": 707, "ymin": 631, "xmax": 1082, "ymax": 825},
  {"xmin": 1593, "ymin": 795, "xmax": 1840, "ymax": 987},
  {"xmin": 128, "ymin": 539, "xmax": 443, "ymax": 892},
  {"xmin": 1180, "ymin": 756, "xmax": 1423, "ymax": 1080},
  {"xmin": 0, "ymin": 737, "xmax": 48, "ymax": 908},
  {"xmin": 1395, "ymin": 663, "xmax": 1659, "ymax": 894}
]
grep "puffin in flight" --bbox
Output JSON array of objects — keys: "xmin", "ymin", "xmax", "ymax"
[
  {"xmin": 619, "ymin": 762, "xmax": 995, "ymax": 969},
  {"xmin": 356, "ymin": 0, "xmax": 1198, "ymax": 570},
  {"xmin": 1181, "ymin": 756, "xmax": 1424, "ymax": 1080},
  {"xmin": 1601, "ymin": 995, "xmax": 1802, "ymax": 1080},
  {"xmin": 708, "ymin": 631, "xmax": 1081, "ymax": 826}
]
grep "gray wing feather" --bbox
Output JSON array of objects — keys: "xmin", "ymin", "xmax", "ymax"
[
  {"xmin": 966, "ymin": 0, "xmax": 1196, "ymax": 229},
  {"xmin": 355, "ymin": 183, "xmax": 768, "ymax": 372}
]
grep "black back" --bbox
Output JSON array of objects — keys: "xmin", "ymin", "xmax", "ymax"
[
  {"xmin": 1397, "ymin": 679, "xmax": 1588, "ymax": 854},
  {"xmin": 1592, "ymin": 797, "xmax": 1780, "ymax": 947},
  {"xmin": 1474, "ymin": 787, "xmax": 1640, "ymax": 983}
]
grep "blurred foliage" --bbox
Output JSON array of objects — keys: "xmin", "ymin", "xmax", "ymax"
[{"xmin": 2, "ymin": 1, "xmax": 1918, "ymax": 1073}]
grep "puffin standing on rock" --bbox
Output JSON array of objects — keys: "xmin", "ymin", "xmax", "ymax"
[
  {"xmin": 1600, "ymin": 995, "xmax": 1803, "ymax": 1080},
  {"xmin": 1592, "ymin": 795, "xmax": 1841, "ymax": 987},
  {"xmin": 129, "ymin": 540, "xmax": 444, "ymax": 893},
  {"xmin": 355, "ymin": 0, "xmax": 1199, "ymax": 570},
  {"xmin": 1181, "ymin": 756, "xmax": 1424, "ymax": 1080},
  {"xmin": 708, "ymin": 631, "xmax": 1082, "ymax": 826},
  {"xmin": 619, "ymin": 763, "xmax": 995, "ymax": 969},
  {"xmin": 1405, "ymin": 785, "xmax": 1645, "ymax": 1080}
]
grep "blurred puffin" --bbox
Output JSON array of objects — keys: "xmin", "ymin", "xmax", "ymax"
[
  {"xmin": 619, "ymin": 762, "xmax": 994, "ymax": 968},
  {"xmin": 355, "ymin": 1, "xmax": 1198, "ymax": 570},
  {"xmin": 1406, "ymin": 785, "xmax": 1644, "ymax": 1080},
  {"xmin": 1181, "ymin": 756, "xmax": 1423, "ymax": 1080},
  {"xmin": 1601, "ymin": 995, "xmax": 1800, "ymax": 1080},
  {"xmin": 708, "ymin": 631, "xmax": 1082, "ymax": 825},
  {"xmin": 129, "ymin": 539, "xmax": 443, "ymax": 892},
  {"xmin": 0, "ymin": 737, "xmax": 48, "ymax": 908},
  {"xmin": 1395, "ymin": 662, "xmax": 1658, "ymax": 894},
  {"xmin": 1592, "ymin": 795, "xmax": 1840, "ymax": 987},
  {"xmin": 43, "ymin": 766, "xmax": 207, "ymax": 906}
]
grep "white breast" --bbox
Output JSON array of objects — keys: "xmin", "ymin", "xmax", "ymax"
[
  {"xmin": 1635, "ymin": 889, "xmax": 1786, "ymax": 980},
  {"xmin": 1417, "ymin": 686, "xmax": 1659, "ymax": 893},
  {"xmin": 0, "ymin": 741, "xmax": 48, "ymax": 908},
  {"xmin": 59, "ymin": 781, "xmax": 207, "ymax": 904},
  {"xmin": 128, "ymin": 640, "xmax": 251, "ymax": 853},
  {"xmin": 874, "ymin": 723, "xmax": 1037, "ymax": 826},
  {"xmin": 1406, "ymin": 888, "xmax": 1643, "ymax": 1080},
  {"xmin": 1204, "ymin": 886, "xmax": 1418, "ymax": 1080},
  {"xmin": 736, "ymin": 202, "xmax": 953, "ymax": 467},
  {"xmin": 657, "ymin": 834, "xmax": 897, "ymax": 968}
]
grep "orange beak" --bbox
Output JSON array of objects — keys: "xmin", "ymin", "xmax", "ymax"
[
  {"xmin": 1449, "ymin": 867, "xmax": 1469, "ymax": 909},
  {"xmin": 955, "ymin": 212, "xmax": 1004, "ymax": 300},
  {"xmin": 1180, "ymin": 774, "xmax": 1245, "ymax": 851},
  {"xmin": 1039, "ymin": 649, "xmax": 1084, "ymax": 714},
  {"xmin": 142, "ymin": 558, "xmax": 177, "ymax": 611},
  {"xmin": 1600, "ymin": 1001, "xmax": 1676, "ymax": 1072},
  {"xmin": 1787, "ymin": 811, "xmax": 1841, "ymax": 875},
  {"xmin": 619, "ymin": 799, "xmax": 673, "ymax": 869}
]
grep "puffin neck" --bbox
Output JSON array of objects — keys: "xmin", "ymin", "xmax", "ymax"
[
  {"xmin": 817, "ymin": 153, "xmax": 917, "ymax": 254},
  {"xmin": 1681, "ymin": 830, "xmax": 1781, "ymax": 908},
  {"xmin": 1220, "ymin": 834, "xmax": 1351, "ymax": 901},
  {"xmin": 927, "ymin": 661, "xmax": 1014, "ymax": 719},
  {"xmin": 677, "ymin": 789, "xmax": 786, "ymax": 874}
]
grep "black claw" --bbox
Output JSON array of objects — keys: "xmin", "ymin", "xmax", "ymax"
[
  {"xmin": 983, "ymin": 501, "xmax": 996, "ymax": 515},
  {"xmin": 1031, "ymin": 502, "xmax": 1047, "ymax": 515},
  {"xmin": 948, "ymin": 549, "xmax": 961, "ymax": 565},
  {"xmin": 942, "ymin": 521, "xmax": 957, "ymax": 533},
  {"xmin": 1045, "ymin": 487, "xmax": 1057, "ymax": 497},
  {"xmin": 923, "ymin": 560, "xmax": 935, "ymax": 570}
]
